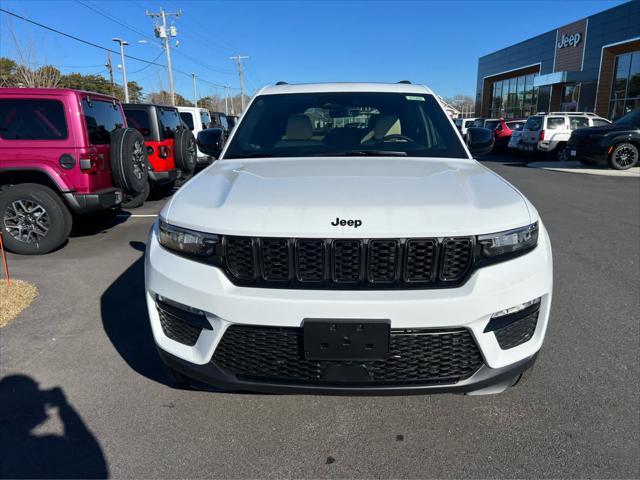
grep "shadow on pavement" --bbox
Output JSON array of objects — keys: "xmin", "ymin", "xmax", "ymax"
[
  {"xmin": 70, "ymin": 210, "xmax": 130, "ymax": 238},
  {"xmin": 0, "ymin": 374, "xmax": 109, "ymax": 479},
  {"xmin": 99, "ymin": 242, "xmax": 170, "ymax": 387}
]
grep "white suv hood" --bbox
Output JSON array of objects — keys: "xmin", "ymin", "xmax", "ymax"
[{"xmin": 163, "ymin": 157, "xmax": 534, "ymax": 237}]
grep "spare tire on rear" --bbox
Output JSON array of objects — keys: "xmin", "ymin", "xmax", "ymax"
[
  {"xmin": 174, "ymin": 128, "xmax": 197, "ymax": 174},
  {"xmin": 110, "ymin": 128, "xmax": 149, "ymax": 194}
]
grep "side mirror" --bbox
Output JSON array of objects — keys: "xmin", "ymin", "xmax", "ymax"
[
  {"xmin": 466, "ymin": 127, "xmax": 494, "ymax": 156},
  {"xmin": 197, "ymin": 128, "xmax": 224, "ymax": 158}
]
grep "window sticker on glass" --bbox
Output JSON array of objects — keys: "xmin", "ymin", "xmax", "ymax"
[{"xmin": 405, "ymin": 95, "xmax": 425, "ymax": 101}]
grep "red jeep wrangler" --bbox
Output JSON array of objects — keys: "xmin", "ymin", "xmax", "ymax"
[
  {"xmin": 123, "ymin": 103, "xmax": 196, "ymax": 206},
  {"xmin": 0, "ymin": 88, "xmax": 149, "ymax": 254}
]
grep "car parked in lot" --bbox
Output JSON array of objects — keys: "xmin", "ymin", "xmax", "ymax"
[
  {"xmin": 567, "ymin": 109, "xmax": 640, "ymax": 170},
  {"xmin": 209, "ymin": 111, "xmax": 230, "ymax": 136},
  {"xmin": 519, "ymin": 112, "xmax": 610, "ymax": 160},
  {"xmin": 226, "ymin": 115, "xmax": 239, "ymax": 130},
  {"xmin": 454, "ymin": 117, "xmax": 482, "ymax": 140},
  {"xmin": 123, "ymin": 104, "xmax": 197, "ymax": 206},
  {"xmin": 177, "ymin": 106, "xmax": 216, "ymax": 165},
  {"xmin": 493, "ymin": 119, "xmax": 526, "ymax": 151},
  {"xmin": 146, "ymin": 82, "xmax": 553, "ymax": 395},
  {"xmin": 0, "ymin": 88, "xmax": 148, "ymax": 254}
]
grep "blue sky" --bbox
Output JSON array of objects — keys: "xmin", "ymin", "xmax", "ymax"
[{"xmin": 0, "ymin": 0, "xmax": 627, "ymax": 100}]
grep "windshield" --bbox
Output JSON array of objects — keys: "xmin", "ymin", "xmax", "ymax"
[
  {"xmin": 484, "ymin": 120, "xmax": 500, "ymax": 130},
  {"xmin": 223, "ymin": 92, "xmax": 468, "ymax": 159},
  {"xmin": 613, "ymin": 109, "xmax": 640, "ymax": 127}
]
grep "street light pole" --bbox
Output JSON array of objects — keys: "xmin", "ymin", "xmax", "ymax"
[
  {"xmin": 112, "ymin": 38, "xmax": 129, "ymax": 103},
  {"xmin": 192, "ymin": 73, "xmax": 197, "ymax": 108}
]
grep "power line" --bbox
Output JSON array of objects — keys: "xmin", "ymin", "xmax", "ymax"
[
  {"xmin": 75, "ymin": 0, "xmax": 155, "ymax": 42},
  {"xmin": 76, "ymin": 0, "xmax": 234, "ymax": 76},
  {"xmin": 0, "ymin": 8, "xmax": 167, "ymax": 68},
  {"xmin": 0, "ymin": 7, "xmax": 240, "ymax": 94}
]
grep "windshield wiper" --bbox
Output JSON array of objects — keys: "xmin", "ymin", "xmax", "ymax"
[{"xmin": 310, "ymin": 150, "xmax": 408, "ymax": 157}]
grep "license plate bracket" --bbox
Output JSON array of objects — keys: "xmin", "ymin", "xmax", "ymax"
[{"xmin": 303, "ymin": 319, "xmax": 390, "ymax": 360}]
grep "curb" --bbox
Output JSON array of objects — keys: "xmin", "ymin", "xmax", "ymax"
[{"xmin": 527, "ymin": 160, "xmax": 640, "ymax": 177}]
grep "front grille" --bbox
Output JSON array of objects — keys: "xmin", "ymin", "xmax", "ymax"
[
  {"xmin": 157, "ymin": 304, "xmax": 202, "ymax": 346},
  {"xmin": 212, "ymin": 325, "xmax": 483, "ymax": 386},
  {"xmin": 221, "ymin": 236, "xmax": 475, "ymax": 289},
  {"xmin": 494, "ymin": 309, "xmax": 539, "ymax": 350}
]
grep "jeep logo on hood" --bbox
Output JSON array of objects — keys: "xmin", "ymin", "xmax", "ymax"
[{"xmin": 331, "ymin": 217, "xmax": 362, "ymax": 228}]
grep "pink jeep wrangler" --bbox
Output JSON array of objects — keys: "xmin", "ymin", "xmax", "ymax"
[{"xmin": 0, "ymin": 88, "xmax": 149, "ymax": 254}]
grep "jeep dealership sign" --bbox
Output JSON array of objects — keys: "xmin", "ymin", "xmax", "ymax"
[
  {"xmin": 558, "ymin": 32, "xmax": 582, "ymax": 49},
  {"xmin": 554, "ymin": 19, "xmax": 587, "ymax": 72}
]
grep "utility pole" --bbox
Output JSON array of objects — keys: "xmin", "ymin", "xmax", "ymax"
[
  {"xmin": 112, "ymin": 38, "xmax": 129, "ymax": 103},
  {"xmin": 224, "ymin": 85, "xmax": 229, "ymax": 115},
  {"xmin": 229, "ymin": 54, "xmax": 248, "ymax": 111},
  {"xmin": 105, "ymin": 51, "xmax": 115, "ymax": 98},
  {"xmin": 147, "ymin": 7, "xmax": 181, "ymax": 106},
  {"xmin": 192, "ymin": 73, "xmax": 197, "ymax": 108}
]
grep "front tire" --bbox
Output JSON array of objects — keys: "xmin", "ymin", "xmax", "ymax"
[
  {"xmin": 609, "ymin": 143, "xmax": 639, "ymax": 170},
  {"xmin": 0, "ymin": 183, "xmax": 72, "ymax": 255}
]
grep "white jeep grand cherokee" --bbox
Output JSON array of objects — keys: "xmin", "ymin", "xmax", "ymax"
[{"xmin": 145, "ymin": 82, "xmax": 553, "ymax": 395}]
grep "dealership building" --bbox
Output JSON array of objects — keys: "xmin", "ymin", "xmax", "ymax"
[{"xmin": 475, "ymin": 1, "xmax": 640, "ymax": 120}]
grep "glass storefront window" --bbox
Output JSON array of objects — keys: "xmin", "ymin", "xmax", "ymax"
[
  {"xmin": 487, "ymin": 72, "xmax": 538, "ymax": 118},
  {"xmin": 609, "ymin": 50, "xmax": 640, "ymax": 119}
]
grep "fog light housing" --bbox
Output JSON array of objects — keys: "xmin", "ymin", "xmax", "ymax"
[
  {"xmin": 491, "ymin": 297, "xmax": 541, "ymax": 319},
  {"xmin": 484, "ymin": 298, "xmax": 541, "ymax": 350}
]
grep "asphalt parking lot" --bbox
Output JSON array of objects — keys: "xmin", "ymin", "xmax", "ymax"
[{"xmin": 1, "ymin": 155, "xmax": 639, "ymax": 479}]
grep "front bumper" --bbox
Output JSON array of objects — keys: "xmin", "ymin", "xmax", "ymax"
[
  {"xmin": 62, "ymin": 187, "xmax": 122, "ymax": 214},
  {"xmin": 148, "ymin": 168, "xmax": 179, "ymax": 185},
  {"xmin": 145, "ymin": 222, "xmax": 553, "ymax": 393},
  {"xmin": 158, "ymin": 346, "xmax": 538, "ymax": 395}
]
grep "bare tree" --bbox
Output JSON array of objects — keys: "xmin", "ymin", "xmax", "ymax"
[{"xmin": 9, "ymin": 22, "xmax": 61, "ymax": 88}]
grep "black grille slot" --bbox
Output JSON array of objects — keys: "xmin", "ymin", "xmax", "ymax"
[
  {"xmin": 260, "ymin": 238, "xmax": 290, "ymax": 280},
  {"xmin": 226, "ymin": 237, "xmax": 256, "ymax": 279},
  {"xmin": 368, "ymin": 240, "xmax": 399, "ymax": 282},
  {"xmin": 332, "ymin": 240, "xmax": 362, "ymax": 282},
  {"xmin": 157, "ymin": 305, "xmax": 202, "ymax": 346},
  {"xmin": 212, "ymin": 325, "xmax": 483, "ymax": 386},
  {"xmin": 405, "ymin": 239, "xmax": 437, "ymax": 282},
  {"xmin": 296, "ymin": 240, "xmax": 325, "ymax": 282},
  {"xmin": 218, "ymin": 236, "xmax": 475, "ymax": 289},
  {"xmin": 441, "ymin": 239, "xmax": 473, "ymax": 281},
  {"xmin": 494, "ymin": 310, "xmax": 539, "ymax": 350}
]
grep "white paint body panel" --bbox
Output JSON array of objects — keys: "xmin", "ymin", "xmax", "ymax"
[{"xmin": 145, "ymin": 82, "xmax": 554, "ymax": 391}]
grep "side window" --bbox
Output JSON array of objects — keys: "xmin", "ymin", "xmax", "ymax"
[
  {"xmin": 0, "ymin": 99, "xmax": 68, "ymax": 140},
  {"xmin": 200, "ymin": 111, "xmax": 211, "ymax": 130},
  {"xmin": 546, "ymin": 117, "xmax": 565, "ymax": 130},
  {"xmin": 125, "ymin": 109, "xmax": 152, "ymax": 138},
  {"xmin": 82, "ymin": 98, "xmax": 124, "ymax": 144},
  {"xmin": 180, "ymin": 112, "xmax": 195, "ymax": 131},
  {"xmin": 569, "ymin": 117, "xmax": 589, "ymax": 130},
  {"xmin": 592, "ymin": 119, "xmax": 610, "ymax": 127},
  {"xmin": 221, "ymin": 116, "xmax": 229, "ymax": 130},
  {"xmin": 157, "ymin": 108, "xmax": 182, "ymax": 139}
]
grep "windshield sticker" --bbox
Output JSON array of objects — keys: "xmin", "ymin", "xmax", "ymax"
[{"xmin": 405, "ymin": 96, "xmax": 425, "ymax": 101}]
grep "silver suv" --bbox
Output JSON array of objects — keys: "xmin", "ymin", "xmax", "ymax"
[{"xmin": 519, "ymin": 112, "xmax": 610, "ymax": 160}]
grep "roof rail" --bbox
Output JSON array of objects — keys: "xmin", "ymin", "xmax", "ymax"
[
  {"xmin": 275, "ymin": 81, "xmax": 288, "ymax": 85},
  {"xmin": 398, "ymin": 80, "xmax": 412, "ymax": 84}
]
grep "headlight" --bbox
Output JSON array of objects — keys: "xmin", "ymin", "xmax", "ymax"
[
  {"xmin": 158, "ymin": 221, "xmax": 221, "ymax": 263},
  {"xmin": 477, "ymin": 222, "xmax": 538, "ymax": 260}
]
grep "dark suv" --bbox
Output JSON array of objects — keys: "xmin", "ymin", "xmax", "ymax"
[
  {"xmin": 568, "ymin": 109, "xmax": 640, "ymax": 170},
  {"xmin": 0, "ymin": 88, "xmax": 148, "ymax": 254}
]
